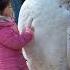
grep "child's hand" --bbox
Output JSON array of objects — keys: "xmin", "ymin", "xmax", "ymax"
[
  {"xmin": 25, "ymin": 17, "xmax": 35, "ymax": 33},
  {"xmin": 25, "ymin": 26, "xmax": 34, "ymax": 33}
]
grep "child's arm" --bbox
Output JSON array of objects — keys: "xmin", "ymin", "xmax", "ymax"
[{"xmin": 1, "ymin": 26, "xmax": 34, "ymax": 50}]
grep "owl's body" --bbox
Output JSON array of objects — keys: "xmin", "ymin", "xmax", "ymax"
[{"xmin": 18, "ymin": 0, "xmax": 70, "ymax": 70}]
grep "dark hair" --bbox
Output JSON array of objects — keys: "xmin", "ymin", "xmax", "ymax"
[{"xmin": 0, "ymin": 0, "xmax": 10, "ymax": 14}]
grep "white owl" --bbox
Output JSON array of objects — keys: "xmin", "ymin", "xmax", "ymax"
[{"xmin": 18, "ymin": 0, "xmax": 70, "ymax": 70}]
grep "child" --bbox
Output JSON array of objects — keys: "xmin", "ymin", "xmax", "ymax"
[{"xmin": 0, "ymin": 0, "xmax": 34, "ymax": 70}]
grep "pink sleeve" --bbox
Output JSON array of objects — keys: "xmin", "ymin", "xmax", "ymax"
[{"xmin": 2, "ymin": 30, "xmax": 33, "ymax": 50}]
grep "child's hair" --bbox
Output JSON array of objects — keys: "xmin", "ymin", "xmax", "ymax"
[{"xmin": 0, "ymin": 0, "xmax": 10, "ymax": 14}]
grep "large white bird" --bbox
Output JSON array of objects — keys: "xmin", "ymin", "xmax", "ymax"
[{"xmin": 18, "ymin": 0, "xmax": 70, "ymax": 70}]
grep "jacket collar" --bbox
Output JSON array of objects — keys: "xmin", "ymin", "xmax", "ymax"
[{"xmin": 0, "ymin": 16, "xmax": 15, "ymax": 27}]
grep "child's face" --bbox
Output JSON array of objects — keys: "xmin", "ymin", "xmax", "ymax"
[{"xmin": 3, "ymin": 5, "xmax": 12, "ymax": 17}]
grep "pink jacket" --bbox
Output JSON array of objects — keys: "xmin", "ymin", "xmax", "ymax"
[{"xmin": 0, "ymin": 16, "xmax": 33, "ymax": 70}]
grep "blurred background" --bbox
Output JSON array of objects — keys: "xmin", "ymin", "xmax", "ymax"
[{"xmin": 10, "ymin": 0, "xmax": 25, "ymax": 23}]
